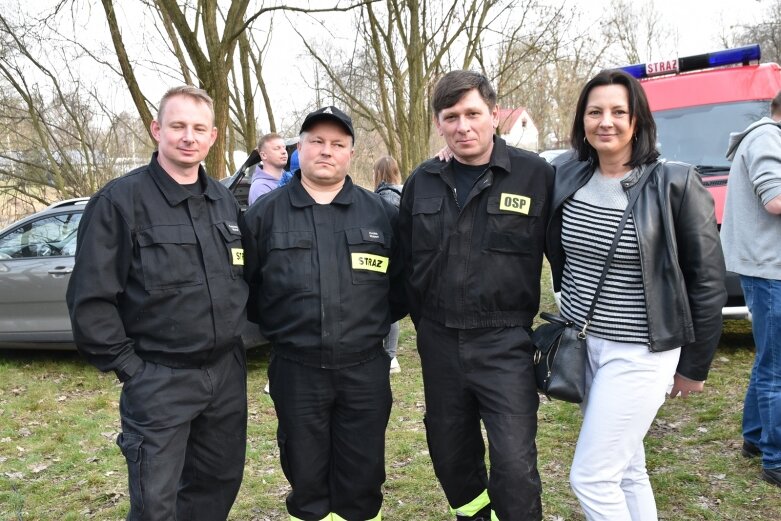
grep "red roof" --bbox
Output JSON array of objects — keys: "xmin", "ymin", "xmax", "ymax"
[{"xmin": 498, "ymin": 107, "xmax": 530, "ymax": 134}]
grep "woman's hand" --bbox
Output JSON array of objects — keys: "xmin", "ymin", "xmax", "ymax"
[
  {"xmin": 669, "ymin": 373, "xmax": 705, "ymax": 398},
  {"xmin": 436, "ymin": 146, "xmax": 453, "ymax": 162}
]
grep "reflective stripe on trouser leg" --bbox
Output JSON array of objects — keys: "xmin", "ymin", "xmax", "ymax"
[
  {"xmin": 418, "ymin": 318, "xmax": 542, "ymax": 520},
  {"xmin": 451, "ymin": 489, "xmax": 490, "ymax": 517},
  {"xmin": 331, "ymin": 512, "xmax": 381, "ymax": 521},
  {"xmin": 290, "ymin": 515, "xmax": 331, "ymax": 521}
]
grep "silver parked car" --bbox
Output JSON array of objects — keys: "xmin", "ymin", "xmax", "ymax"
[
  {"xmin": 1, "ymin": 158, "xmax": 269, "ymax": 350},
  {"xmin": 0, "ymin": 198, "xmax": 87, "ymax": 349}
]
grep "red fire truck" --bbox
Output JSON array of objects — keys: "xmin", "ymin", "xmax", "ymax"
[{"xmin": 620, "ymin": 44, "xmax": 781, "ymax": 320}]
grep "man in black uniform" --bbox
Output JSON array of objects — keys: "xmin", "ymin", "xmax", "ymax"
[
  {"xmin": 398, "ymin": 71, "xmax": 554, "ymax": 521},
  {"xmin": 66, "ymin": 86, "xmax": 249, "ymax": 521},
  {"xmin": 241, "ymin": 106, "xmax": 405, "ymax": 521}
]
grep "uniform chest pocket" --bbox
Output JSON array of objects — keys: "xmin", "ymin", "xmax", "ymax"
[
  {"xmin": 137, "ymin": 225, "xmax": 201, "ymax": 290},
  {"xmin": 411, "ymin": 197, "xmax": 442, "ymax": 252},
  {"xmin": 264, "ymin": 231, "xmax": 313, "ymax": 294},
  {"xmin": 216, "ymin": 221, "xmax": 244, "ymax": 279},
  {"xmin": 345, "ymin": 227, "xmax": 390, "ymax": 285},
  {"xmin": 483, "ymin": 193, "xmax": 543, "ymax": 254}
]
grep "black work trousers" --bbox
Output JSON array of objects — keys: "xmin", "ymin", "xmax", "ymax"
[
  {"xmin": 269, "ymin": 353, "xmax": 392, "ymax": 521},
  {"xmin": 116, "ymin": 346, "xmax": 248, "ymax": 521},
  {"xmin": 417, "ymin": 317, "xmax": 542, "ymax": 521}
]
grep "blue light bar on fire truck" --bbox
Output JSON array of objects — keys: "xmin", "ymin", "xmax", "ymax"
[{"xmin": 618, "ymin": 44, "xmax": 761, "ymax": 79}]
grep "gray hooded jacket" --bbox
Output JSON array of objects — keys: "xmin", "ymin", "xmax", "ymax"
[{"xmin": 721, "ymin": 117, "xmax": 781, "ymax": 279}]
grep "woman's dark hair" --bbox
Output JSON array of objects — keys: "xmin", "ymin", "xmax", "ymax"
[{"xmin": 570, "ymin": 69, "xmax": 659, "ymax": 168}]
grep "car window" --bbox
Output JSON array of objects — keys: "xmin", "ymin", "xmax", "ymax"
[{"xmin": 0, "ymin": 212, "xmax": 82, "ymax": 259}]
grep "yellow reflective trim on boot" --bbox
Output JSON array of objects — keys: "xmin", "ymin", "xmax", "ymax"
[
  {"xmin": 290, "ymin": 515, "xmax": 331, "ymax": 521},
  {"xmin": 451, "ymin": 488, "xmax": 490, "ymax": 517},
  {"xmin": 331, "ymin": 512, "xmax": 380, "ymax": 521}
]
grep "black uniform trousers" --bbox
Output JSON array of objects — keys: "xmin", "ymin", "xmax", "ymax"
[
  {"xmin": 116, "ymin": 346, "xmax": 248, "ymax": 521},
  {"xmin": 417, "ymin": 317, "xmax": 542, "ymax": 521},
  {"xmin": 269, "ymin": 353, "xmax": 392, "ymax": 521}
]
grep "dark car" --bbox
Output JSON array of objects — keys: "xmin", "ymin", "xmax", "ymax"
[{"xmin": 0, "ymin": 160, "xmax": 267, "ymax": 350}]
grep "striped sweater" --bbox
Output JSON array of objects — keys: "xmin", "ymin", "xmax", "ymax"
[{"xmin": 559, "ymin": 169, "xmax": 650, "ymax": 344}]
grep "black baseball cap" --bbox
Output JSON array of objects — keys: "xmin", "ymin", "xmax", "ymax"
[{"xmin": 300, "ymin": 106, "xmax": 355, "ymax": 141}]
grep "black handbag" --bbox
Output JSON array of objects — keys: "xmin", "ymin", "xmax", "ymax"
[
  {"xmin": 532, "ymin": 312, "xmax": 588, "ymax": 403},
  {"xmin": 533, "ymin": 162, "xmax": 659, "ymax": 402}
]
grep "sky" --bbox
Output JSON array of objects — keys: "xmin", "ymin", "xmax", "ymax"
[
  {"xmin": 4, "ymin": 0, "xmax": 774, "ymax": 132},
  {"xmin": 609, "ymin": 0, "xmax": 766, "ymax": 56},
  {"xmin": 255, "ymin": 0, "xmax": 771, "ymax": 127}
]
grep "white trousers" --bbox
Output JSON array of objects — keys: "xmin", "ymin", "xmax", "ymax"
[{"xmin": 569, "ymin": 335, "xmax": 680, "ymax": 521}]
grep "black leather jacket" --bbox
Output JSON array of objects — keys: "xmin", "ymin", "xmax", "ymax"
[{"xmin": 546, "ymin": 160, "xmax": 726, "ymax": 381}]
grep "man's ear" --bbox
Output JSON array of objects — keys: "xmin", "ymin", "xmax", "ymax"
[{"xmin": 150, "ymin": 120, "xmax": 161, "ymax": 143}]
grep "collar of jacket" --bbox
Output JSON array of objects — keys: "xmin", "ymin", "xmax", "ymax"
[
  {"xmin": 552, "ymin": 159, "xmax": 659, "ymax": 209},
  {"xmin": 619, "ymin": 161, "xmax": 658, "ymax": 189},
  {"xmin": 287, "ymin": 171, "xmax": 356, "ymax": 208},
  {"xmin": 551, "ymin": 159, "xmax": 594, "ymax": 210},
  {"xmin": 148, "ymin": 151, "xmax": 224, "ymax": 206},
  {"xmin": 422, "ymin": 135, "xmax": 513, "ymax": 180}
]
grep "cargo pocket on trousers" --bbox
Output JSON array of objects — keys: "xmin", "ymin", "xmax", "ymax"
[{"xmin": 117, "ymin": 432, "xmax": 145, "ymax": 514}]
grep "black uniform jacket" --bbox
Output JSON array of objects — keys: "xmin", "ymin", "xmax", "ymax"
[
  {"xmin": 547, "ymin": 159, "xmax": 727, "ymax": 381},
  {"xmin": 66, "ymin": 153, "xmax": 249, "ymax": 381},
  {"xmin": 240, "ymin": 173, "xmax": 406, "ymax": 369},
  {"xmin": 399, "ymin": 137, "xmax": 554, "ymax": 329}
]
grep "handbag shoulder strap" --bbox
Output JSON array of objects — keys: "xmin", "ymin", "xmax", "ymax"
[{"xmin": 579, "ymin": 161, "xmax": 660, "ymax": 338}]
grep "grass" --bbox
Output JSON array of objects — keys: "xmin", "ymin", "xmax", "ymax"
[{"xmin": 1, "ymin": 276, "xmax": 780, "ymax": 520}]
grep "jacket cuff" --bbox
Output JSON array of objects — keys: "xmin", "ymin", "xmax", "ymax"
[{"xmin": 113, "ymin": 355, "xmax": 144, "ymax": 382}]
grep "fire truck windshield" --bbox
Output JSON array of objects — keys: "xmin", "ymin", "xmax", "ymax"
[{"xmin": 654, "ymin": 100, "xmax": 768, "ymax": 173}]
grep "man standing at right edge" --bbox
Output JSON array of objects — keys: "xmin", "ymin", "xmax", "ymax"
[
  {"xmin": 721, "ymin": 90, "xmax": 781, "ymax": 487},
  {"xmin": 398, "ymin": 70, "xmax": 553, "ymax": 520}
]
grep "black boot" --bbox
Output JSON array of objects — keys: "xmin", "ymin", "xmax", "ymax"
[{"xmin": 456, "ymin": 504, "xmax": 491, "ymax": 521}]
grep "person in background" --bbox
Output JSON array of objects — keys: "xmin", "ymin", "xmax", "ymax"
[
  {"xmin": 278, "ymin": 148, "xmax": 298, "ymax": 188},
  {"xmin": 241, "ymin": 106, "xmax": 406, "ymax": 521},
  {"xmin": 373, "ymin": 155, "xmax": 404, "ymax": 374},
  {"xmin": 248, "ymin": 132, "xmax": 288, "ymax": 205},
  {"xmin": 548, "ymin": 69, "xmax": 726, "ymax": 519},
  {"xmin": 721, "ymin": 90, "xmax": 781, "ymax": 488},
  {"xmin": 66, "ymin": 86, "xmax": 249, "ymax": 521},
  {"xmin": 399, "ymin": 70, "xmax": 553, "ymax": 521}
]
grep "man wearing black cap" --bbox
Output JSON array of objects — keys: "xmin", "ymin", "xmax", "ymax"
[{"xmin": 241, "ymin": 106, "xmax": 406, "ymax": 521}]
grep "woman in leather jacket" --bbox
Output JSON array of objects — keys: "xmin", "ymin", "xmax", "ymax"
[{"xmin": 547, "ymin": 69, "xmax": 726, "ymax": 520}]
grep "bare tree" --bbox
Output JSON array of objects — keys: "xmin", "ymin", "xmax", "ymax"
[
  {"xmin": 0, "ymin": 12, "xmax": 150, "ymax": 217},
  {"xmin": 495, "ymin": 6, "xmax": 615, "ymax": 150},
  {"xmin": 605, "ymin": 0, "xmax": 676, "ymax": 65},
  {"xmin": 100, "ymin": 0, "xmax": 370, "ymax": 178},
  {"xmin": 296, "ymin": 0, "xmax": 511, "ymax": 177},
  {"xmin": 728, "ymin": 0, "xmax": 781, "ymax": 63}
]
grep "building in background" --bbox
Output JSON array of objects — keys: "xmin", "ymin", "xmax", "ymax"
[{"xmin": 498, "ymin": 107, "xmax": 539, "ymax": 151}]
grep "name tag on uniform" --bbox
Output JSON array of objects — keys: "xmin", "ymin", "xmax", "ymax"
[
  {"xmin": 499, "ymin": 193, "xmax": 532, "ymax": 215},
  {"xmin": 351, "ymin": 253, "xmax": 389, "ymax": 273},
  {"xmin": 231, "ymin": 248, "xmax": 244, "ymax": 265}
]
